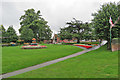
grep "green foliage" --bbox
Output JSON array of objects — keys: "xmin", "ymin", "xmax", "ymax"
[
  {"xmin": 0, "ymin": 25, "xmax": 5, "ymax": 33},
  {"xmin": 20, "ymin": 27, "xmax": 34, "ymax": 42},
  {"xmin": 92, "ymin": 2, "xmax": 119, "ymax": 40},
  {"xmin": 117, "ymin": 2, "xmax": 120, "ymax": 26},
  {"xmin": 113, "ymin": 38, "xmax": 120, "ymax": 39},
  {"xmin": 19, "ymin": 8, "xmax": 52, "ymax": 41},
  {"xmin": 59, "ymin": 18, "xmax": 92, "ymax": 43},
  {"xmin": 6, "ymin": 25, "xmax": 18, "ymax": 43},
  {"xmin": 59, "ymin": 27, "xmax": 73, "ymax": 40},
  {"xmin": 39, "ymin": 41, "xmax": 44, "ymax": 44},
  {"xmin": 35, "ymin": 20, "xmax": 52, "ymax": 40},
  {"xmin": 80, "ymin": 42, "xmax": 100, "ymax": 44},
  {"xmin": 82, "ymin": 23, "xmax": 97, "ymax": 40},
  {"xmin": 19, "ymin": 9, "xmax": 40, "ymax": 32},
  {"xmin": 92, "ymin": 2, "xmax": 120, "ymax": 49},
  {"xmin": 0, "ymin": 25, "xmax": 7, "ymax": 43}
]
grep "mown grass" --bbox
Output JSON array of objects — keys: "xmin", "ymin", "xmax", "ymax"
[
  {"xmin": 11, "ymin": 45, "xmax": 118, "ymax": 78},
  {"xmin": 2, "ymin": 44, "xmax": 83, "ymax": 74}
]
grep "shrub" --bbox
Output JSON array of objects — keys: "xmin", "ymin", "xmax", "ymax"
[{"xmin": 39, "ymin": 41, "xmax": 44, "ymax": 44}]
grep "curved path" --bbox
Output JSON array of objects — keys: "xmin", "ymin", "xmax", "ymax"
[{"xmin": 1, "ymin": 40, "xmax": 107, "ymax": 79}]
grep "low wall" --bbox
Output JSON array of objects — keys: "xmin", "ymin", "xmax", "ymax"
[
  {"xmin": 111, "ymin": 38, "xmax": 120, "ymax": 52},
  {"xmin": 111, "ymin": 43, "xmax": 120, "ymax": 51}
]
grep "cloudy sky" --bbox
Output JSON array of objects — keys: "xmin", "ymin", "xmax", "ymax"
[{"xmin": 0, "ymin": 0, "xmax": 119, "ymax": 35}]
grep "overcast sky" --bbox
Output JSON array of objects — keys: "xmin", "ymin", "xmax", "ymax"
[{"xmin": 0, "ymin": 0, "xmax": 119, "ymax": 35}]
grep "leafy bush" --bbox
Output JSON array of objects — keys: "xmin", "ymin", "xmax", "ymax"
[{"xmin": 39, "ymin": 41, "xmax": 44, "ymax": 44}]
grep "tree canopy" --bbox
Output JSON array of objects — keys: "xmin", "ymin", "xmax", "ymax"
[
  {"xmin": 19, "ymin": 8, "xmax": 52, "ymax": 41},
  {"xmin": 59, "ymin": 18, "xmax": 92, "ymax": 43},
  {"xmin": 92, "ymin": 2, "xmax": 120, "ymax": 49},
  {"xmin": 20, "ymin": 27, "xmax": 34, "ymax": 42},
  {"xmin": 0, "ymin": 25, "xmax": 6, "ymax": 42},
  {"xmin": 6, "ymin": 25, "xmax": 18, "ymax": 43}
]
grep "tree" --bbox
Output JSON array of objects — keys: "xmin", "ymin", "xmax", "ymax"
[
  {"xmin": 92, "ymin": 2, "xmax": 119, "ymax": 49},
  {"xmin": 117, "ymin": 2, "xmax": 120, "ymax": 26},
  {"xmin": 6, "ymin": 25, "xmax": 18, "ymax": 43},
  {"xmin": 59, "ymin": 18, "xmax": 91, "ymax": 43},
  {"xmin": 38, "ymin": 25, "xmax": 52, "ymax": 41},
  {"xmin": 82, "ymin": 23, "xmax": 96, "ymax": 41},
  {"xmin": 59, "ymin": 27, "xmax": 73, "ymax": 40},
  {"xmin": 19, "ymin": 9, "xmax": 41, "ymax": 33},
  {"xmin": 0, "ymin": 25, "xmax": 7, "ymax": 43},
  {"xmin": 19, "ymin": 8, "xmax": 52, "ymax": 41},
  {"xmin": 20, "ymin": 27, "xmax": 34, "ymax": 42},
  {"xmin": 28, "ymin": 19, "xmax": 52, "ymax": 41},
  {"xmin": 117, "ymin": 2, "xmax": 120, "ymax": 39}
]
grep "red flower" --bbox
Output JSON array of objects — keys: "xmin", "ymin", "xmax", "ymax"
[{"xmin": 75, "ymin": 44, "xmax": 92, "ymax": 49}]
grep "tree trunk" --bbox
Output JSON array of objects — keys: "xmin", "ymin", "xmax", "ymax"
[
  {"xmin": 77, "ymin": 38, "xmax": 80, "ymax": 43},
  {"xmin": 91, "ymin": 39, "xmax": 92, "ymax": 42},
  {"xmin": 99, "ymin": 39, "xmax": 102, "ymax": 46},
  {"xmin": 107, "ymin": 43, "xmax": 111, "ymax": 50},
  {"xmin": 107, "ymin": 39, "xmax": 111, "ymax": 50}
]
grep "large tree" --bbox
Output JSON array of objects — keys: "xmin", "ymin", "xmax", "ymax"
[
  {"xmin": 19, "ymin": 8, "xmax": 52, "ymax": 41},
  {"xmin": 59, "ymin": 27, "xmax": 73, "ymax": 40},
  {"xmin": 59, "ymin": 18, "xmax": 91, "ymax": 43},
  {"xmin": 6, "ymin": 25, "xmax": 18, "ymax": 43},
  {"xmin": 92, "ymin": 2, "xmax": 120, "ymax": 49},
  {"xmin": 19, "ymin": 9, "xmax": 41, "ymax": 33},
  {"xmin": 20, "ymin": 27, "xmax": 34, "ymax": 42},
  {"xmin": 82, "ymin": 23, "xmax": 97, "ymax": 41},
  {"xmin": 117, "ymin": 2, "xmax": 120, "ymax": 26}
]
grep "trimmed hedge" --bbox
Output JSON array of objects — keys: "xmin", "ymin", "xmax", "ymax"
[
  {"xmin": 80, "ymin": 42, "xmax": 100, "ymax": 44},
  {"xmin": 113, "ymin": 38, "xmax": 120, "ymax": 40},
  {"xmin": 112, "ymin": 38, "xmax": 120, "ymax": 44}
]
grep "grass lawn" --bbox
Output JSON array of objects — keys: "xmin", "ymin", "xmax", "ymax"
[
  {"xmin": 11, "ymin": 45, "xmax": 118, "ymax": 78},
  {"xmin": 2, "ymin": 44, "xmax": 83, "ymax": 74}
]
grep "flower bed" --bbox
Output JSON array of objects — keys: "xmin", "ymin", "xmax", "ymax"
[
  {"xmin": 10, "ymin": 42, "xmax": 17, "ymax": 46},
  {"xmin": 74, "ymin": 44, "xmax": 92, "ymax": 49},
  {"xmin": 23, "ymin": 43, "xmax": 30, "ymax": 46},
  {"xmin": 22, "ymin": 45, "xmax": 47, "ymax": 49},
  {"xmin": 92, "ymin": 44, "xmax": 98, "ymax": 46}
]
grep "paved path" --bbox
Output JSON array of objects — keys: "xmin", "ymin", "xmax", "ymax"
[{"xmin": 1, "ymin": 41, "xmax": 107, "ymax": 79}]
